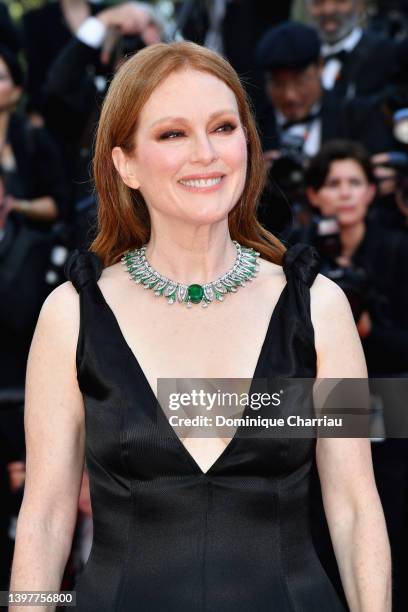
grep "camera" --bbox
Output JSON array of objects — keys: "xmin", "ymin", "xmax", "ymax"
[
  {"xmin": 268, "ymin": 133, "xmax": 308, "ymax": 204},
  {"xmin": 311, "ymin": 216, "xmax": 371, "ymax": 321}
]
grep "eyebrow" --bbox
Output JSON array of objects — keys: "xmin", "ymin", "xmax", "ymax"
[{"xmin": 149, "ymin": 109, "xmax": 239, "ymax": 129}]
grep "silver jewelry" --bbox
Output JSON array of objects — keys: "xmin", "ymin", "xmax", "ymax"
[{"xmin": 121, "ymin": 241, "xmax": 260, "ymax": 308}]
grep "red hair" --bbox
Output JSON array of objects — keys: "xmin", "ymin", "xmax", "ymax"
[{"xmin": 91, "ymin": 41, "xmax": 286, "ymax": 266}]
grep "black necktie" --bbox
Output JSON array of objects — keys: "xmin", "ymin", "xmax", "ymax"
[{"xmin": 281, "ymin": 110, "xmax": 321, "ymax": 132}]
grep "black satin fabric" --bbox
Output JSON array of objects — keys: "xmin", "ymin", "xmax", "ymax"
[{"xmin": 64, "ymin": 243, "xmax": 347, "ymax": 612}]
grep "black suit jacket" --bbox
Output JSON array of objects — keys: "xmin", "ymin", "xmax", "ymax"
[
  {"xmin": 329, "ymin": 31, "xmax": 397, "ymax": 99},
  {"xmin": 6, "ymin": 113, "xmax": 68, "ymax": 226},
  {"xmin": 22, "ymin": 1, "xmax": 110, "ymax": 115},
  {"xmin": 259, "ymin": 89, "xmax": 396, "ymax": 155}
]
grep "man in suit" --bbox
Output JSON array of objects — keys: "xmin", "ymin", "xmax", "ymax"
[
  {"xmin": 305, "ymin": 0, "xmax": 397, "ymax": 99},
  {"xmin": 179, "ymin": 0, "xmax": 293, "ymax": 120},
  {"xmin": 43, "ymin": 1, "xmax": 165, "ymax": 247},
  {"xmin": 255, "ymin": 21, "xmax": 396, "ymax": 166}
]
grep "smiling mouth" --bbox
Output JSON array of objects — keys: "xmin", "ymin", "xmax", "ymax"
[{"xmin": 178, "ymin": 176, "xmax": 224, "ymax": 188}]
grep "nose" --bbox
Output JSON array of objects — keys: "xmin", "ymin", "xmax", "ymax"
[
  {"xmin": 190, "ymin": 132, "xmax": 218, "ymax": 165},
  {"xmin": 283, "ymin": 86, "xmax": 299, "ymax": 103},
  {"xmin": 339, "ymin": 183, "xmax": 352, "ymax": 199}
]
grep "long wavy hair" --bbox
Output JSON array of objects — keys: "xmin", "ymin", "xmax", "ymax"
[{"xmin": 91, "ymin": 41, "xmax": 286, "ymax": 266}]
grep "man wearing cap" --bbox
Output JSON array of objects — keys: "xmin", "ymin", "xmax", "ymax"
[
  {"xmin": 305, "ymin": 0, "xmax": 397, "ymax": 99},
  {"xmin": 255, "ymin": 21, "xmax": 395, "ymax": 169}
]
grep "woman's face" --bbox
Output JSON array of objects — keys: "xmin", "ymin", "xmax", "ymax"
[
  {"xmin": 307, "ymin": 159, "xmax": 376, "ymax": 227},
  {"xmin": 0, "ymin": 57, "xmax": 21, "ymax": 111},
  {"xmin": 114, "ymin": 68, "xmax": 248, "ymax": 226}
]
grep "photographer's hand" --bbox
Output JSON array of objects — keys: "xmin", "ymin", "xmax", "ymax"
[{"xmin": 97, "ymin": 2, "xmax": 152, "ymax": 37}]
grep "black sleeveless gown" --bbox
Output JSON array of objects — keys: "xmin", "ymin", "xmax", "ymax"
[{"xmin": 64, "ymin": 243, "xmax": 348, "ymax": 611}]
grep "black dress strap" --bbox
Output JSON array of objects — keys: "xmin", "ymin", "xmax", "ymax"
[
  {"xmin": 64, "ymin": 248, "xmax": 103, "ymax": 293},
  {"xmin": 282, "ymin": 243, "xmax": 320, "ymax": 288}
]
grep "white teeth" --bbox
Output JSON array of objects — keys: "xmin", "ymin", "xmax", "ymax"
[{"xmin": 179, "ymin": 177, "xmax": 223, "ymax": 188}]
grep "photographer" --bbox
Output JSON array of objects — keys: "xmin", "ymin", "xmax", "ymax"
[
  {"xmin": 371, "ymin": 150, "xmax": 408, "ymax": 231},
  {"xmin": 0, "ymin": 44, "xmax": 69, "ymax": 387},
  {"xmin": 44, "ymin": 1, "xmax": 166, "ymax": 247},
  {"xmin": 255, "ymin": 21, "xmax": 396, "ymax": 164},
  {"xmin": 304, "ymin": 140, "xmax": 408, "ymax": 375},
  {"xmin": 304, "ymin": 141, "xmax": 408, "ymax": 611},
  {"xmin": 254, "ymin": 21, "xmax": 396, "ymax": 239}
]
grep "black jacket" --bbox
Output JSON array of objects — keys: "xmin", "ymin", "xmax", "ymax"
[
  {"xmin": 22, "ymin": 1, "xmax": 109, "ymax": 115},
  {"xmin": 5, "ymin": 113, "xmax": 68, "ymax": 227},
  {"xmin": 354, "ymin": 221, "xmax": 408, "ymax": 375},
  {"xmin": 44, "ymin": 37, "xmax": 106, "ymax": 205},
  {"xmin": 329, "ymin": 31, "xmax": 398, "ymax": 99},
  {"xmin": 259, "ymin": 89, "xmax": 396, "ymax": 155}
]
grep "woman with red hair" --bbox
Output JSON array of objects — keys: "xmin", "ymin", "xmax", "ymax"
[{"xmin": 10, "ymin": 41, "xmax": 390, "ymax": 611}]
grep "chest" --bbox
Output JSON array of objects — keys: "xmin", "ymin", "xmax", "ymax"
[
  {"xmin": 107, "ymin": 284, "xmax": 286, "ymax": 394},
  {"xmin": 96, "ymin": 276, "xmax": 287, "ymax": 474}
]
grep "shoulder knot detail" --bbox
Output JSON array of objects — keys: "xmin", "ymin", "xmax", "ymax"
[
  {"xmin": 282, "ymin": 243, "xmax": 320, "ymax": 288},
  {"xmin": 64, "ymin": 249, "xmax": 103, "ymax": 292}
]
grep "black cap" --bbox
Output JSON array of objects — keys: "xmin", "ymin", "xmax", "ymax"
[{"xmin": 256, "ymin": 21, "xmax": 321, "ymax": 72}]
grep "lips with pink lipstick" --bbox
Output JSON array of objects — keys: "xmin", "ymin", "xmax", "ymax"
[{"xmin": 177, "ymin": 172, "xmax": 226, "ymax": 193}]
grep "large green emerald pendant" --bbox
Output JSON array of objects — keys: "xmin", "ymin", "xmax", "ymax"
[{"xmin": 187, "ymin": 284, "xmax": 204, "ymax": 304}]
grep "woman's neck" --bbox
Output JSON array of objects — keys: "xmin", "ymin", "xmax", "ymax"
[
  {"xmin": 145, "ymin": 224, "xmax": 238, "ymax": 286},
  {"xmin": 340, "ymin": 221, "xmax": 366, "ymax": 260}
]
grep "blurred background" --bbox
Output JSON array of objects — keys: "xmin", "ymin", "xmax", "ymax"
[{"xmin": 0, "ymin": 1, "xmax": 408, "ymax": 610}]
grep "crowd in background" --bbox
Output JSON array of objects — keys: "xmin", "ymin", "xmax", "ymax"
[{"xmin": 0, "ymin": 1, "xmax": 408, "ymax": 610}]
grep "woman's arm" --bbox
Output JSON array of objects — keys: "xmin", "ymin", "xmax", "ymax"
[
  {"xmin": 311, "ymin": 275, "xmax": 391, "ymax": 612},
  {"xmin": 9, "ymin": 281, "xmax": 86, "ymax": 612}
]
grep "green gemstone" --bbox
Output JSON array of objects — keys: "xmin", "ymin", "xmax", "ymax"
[{"xmin": 188, "ymin": 284, "xmax": 204, "ymax": 304}]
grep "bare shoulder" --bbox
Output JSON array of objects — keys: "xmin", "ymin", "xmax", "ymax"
[
  {"xmin": 310, "ymin": 272, "xmax": 351, "ymax": 319},
  {"xmin": 309, "ymin": 274, "xmax": 367, "ymax": 377},
  {"xmin": 33, "ymin": 280, "xmax": 82, "ymax": 370},
  {"xmin": 40, "ymin": 280, "xmax": 80, "ymax": 332}
]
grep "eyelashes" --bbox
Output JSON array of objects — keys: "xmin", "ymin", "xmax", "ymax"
[{"xmin": 158, "ymin": 122, "xmax": 237, "ymax": 140}]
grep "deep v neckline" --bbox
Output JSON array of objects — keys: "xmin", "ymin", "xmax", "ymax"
[{"xmin": 93, "ymin": 279, "xmax": 288, "ymax": 476}]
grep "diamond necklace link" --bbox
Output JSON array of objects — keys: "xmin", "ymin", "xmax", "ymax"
[{"xmin": 120, "ymin": 240, "xmax": 260, "ymax": 308}]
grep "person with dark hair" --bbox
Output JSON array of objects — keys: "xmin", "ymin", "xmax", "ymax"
[
  {"xmin": 256, "ymin": 21, "xmax": 396, "ymax": 165},
  {"xmin": 305, "ymin": 140, "xmax": 408, "ymax": 612},
  {"xmin": 10, "ymin": 42, "xmax": 390, "ymax": 611},
  {"xmin": 305, "ymin": 139, "xmax": 408, "ymax": 374},
  {"xmin": 0, "ymin": 45, "xmax": 67, "ymax": 230},
  {"xmin": 0, "ymin": 39, "xmax": 68, "ymax": 402},
  {"xmin": 305, "ymin": 0, "xmax": 397, "ymax": 99}
]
